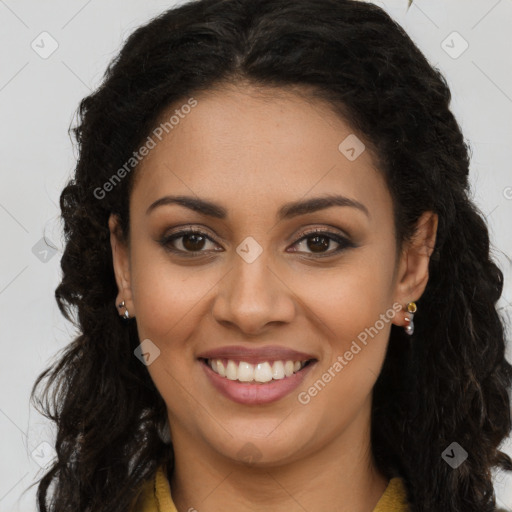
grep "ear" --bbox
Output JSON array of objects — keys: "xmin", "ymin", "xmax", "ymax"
[
  {"xmin": 392, "ymin": 211, "xmax": 438, "ymax": 327},
  {"xmin": 109, "ymin": 213, "xmax": 135, "ymax": 318}
]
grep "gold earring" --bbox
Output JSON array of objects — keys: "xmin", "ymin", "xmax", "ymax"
[{"xmin": 404, "ymin": 301, "xmax": 417, "ymax": 335}]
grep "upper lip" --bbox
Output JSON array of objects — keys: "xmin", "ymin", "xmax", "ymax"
[{"xmin": 197, "ymin": 345, "xmax": 317, "ymax": 364}]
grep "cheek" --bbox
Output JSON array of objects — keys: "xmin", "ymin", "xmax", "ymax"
[
  {"xmin": 131, "ymin": 257, "xmax": 215, "ymax": 342},
  {"xmin": 295, "ymin": 248, "xmax": 396, "ymax": 346},
  {"xmin": 294, "ymin": 258, "xmax": 396, "ymax": 424},
  {"xmin": 130, "ymin": 241, "xmax": 190, "ymax": 334},
  {"xmin": 129, "ymin": 251, "xmax": 215, "ymax": 415}
]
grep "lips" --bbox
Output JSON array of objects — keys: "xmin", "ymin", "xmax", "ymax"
[
  {"xmin": 197, "ymin": 345, "xmax": 318, "ymax": 404},
  {"xmin": 200, "ymin": 356, "xmax": 317, "ymax": 405},
  {"xmin": 197, "ymin": 345, "xmax": 317, "ymax": 365}
]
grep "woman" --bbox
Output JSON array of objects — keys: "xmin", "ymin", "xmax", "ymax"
[{"xmin": 30, "ymin": 0, "xmax": 512, "ymax": 511}]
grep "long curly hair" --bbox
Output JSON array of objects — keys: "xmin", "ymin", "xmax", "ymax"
[{"xmin": 29, "ymin": 0, "xmax": 512, "ymax": 510}]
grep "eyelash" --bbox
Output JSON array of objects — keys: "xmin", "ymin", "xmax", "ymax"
[{"xmin": 159, "ymin": 227, "xmax": 356, "ymax": 258}]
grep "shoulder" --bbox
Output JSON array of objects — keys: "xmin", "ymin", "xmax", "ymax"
[
  {"xmin": 130, "ymin": 463, "xmax": 178, "ymax": 512},
  {"xmin": 129, "ymin": 476, "xmax": 158, "ymax": 512},
  {"xmin": 373, "ymin": 477, "xmax": 410, "ymax": 512}
]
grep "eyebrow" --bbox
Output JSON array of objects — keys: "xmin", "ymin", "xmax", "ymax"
[{"xmin": 146, "ymin": 194, "xmax": 370, "ymax": 220}]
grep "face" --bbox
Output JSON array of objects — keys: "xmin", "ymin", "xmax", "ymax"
[{"xmin": 110, "ymin": 83, "xmax": 436, "ymax": 468}]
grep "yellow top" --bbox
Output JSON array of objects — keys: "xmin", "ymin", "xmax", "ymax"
[{"xmin": 132, "ymin": 463, "xmax": 410, "ymax": 512}]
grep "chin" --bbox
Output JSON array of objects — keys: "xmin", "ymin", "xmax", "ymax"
[{"xmin": 203, "ymin": 422, "xmax": 312, "ymax": 467}]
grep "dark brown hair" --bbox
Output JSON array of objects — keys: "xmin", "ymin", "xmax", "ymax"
[{"xmin": 30, "ymin": 1, "xmax": 512, "ymax": 510}]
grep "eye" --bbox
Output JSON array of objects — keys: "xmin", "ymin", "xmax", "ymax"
[
  {"xmin": 159, "ymin": 228, "xmax": 221, "ymax": 256},
  {"xmin": 159, "ymin": 226, "xmax": 355, "ymax": 258},
  {"xmin": 289, "ymin": 228, "xmax": 355, "ymax": 257}
]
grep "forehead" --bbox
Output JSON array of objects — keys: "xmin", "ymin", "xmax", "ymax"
[{"xmin": 130, "ymin": 84, "xmax": 391, "ymax": 221}]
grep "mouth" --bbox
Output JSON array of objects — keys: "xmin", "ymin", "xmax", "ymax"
[
  {"xmin": 196, "ymin": 345, "xmax": 318, "ymax": 404},
  {"xmin": 198, "ymin": 353, "xmax": 318, "ymax": 405},
  {"xmin": 199, "ymin": 357, "xmax": 316, "ymax": 384}
]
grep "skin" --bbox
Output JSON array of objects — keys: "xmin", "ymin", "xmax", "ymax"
[{"xmin": 110, "ymin": 83, "xmax": 438, "ymax": 512}]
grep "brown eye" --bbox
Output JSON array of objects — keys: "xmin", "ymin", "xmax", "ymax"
[
  {"xmin": 160, "ymin": 229, "xmax": 220, "ymax": 255},
  {"xmin": 290, "ymin": 229, "xmax": 355, "ymax": 256},
  {"xmin": 182, "ymin": 233, "xmax": 207, "ymax": 251},
  {"xmin": 305, "ymin": 234, "xmax": 330, "ymax": 253},
  {"xmin": 160, "ymin": 227, "xmax": 355, "ymax": 258}
]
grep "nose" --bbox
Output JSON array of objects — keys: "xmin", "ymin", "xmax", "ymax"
[{"xmin": 211, "ymin": 250, "xmax": 296, "ymax": 336}]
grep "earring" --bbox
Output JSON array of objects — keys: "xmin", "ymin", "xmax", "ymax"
[
  {"xmin": 117, "ymin": 300, "xmax": 130, "ymax": 319},
  {"xmin": 404, "ymin": 301, "xmax": 417, "ymax": 335}
]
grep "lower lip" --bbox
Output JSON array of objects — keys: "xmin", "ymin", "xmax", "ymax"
[{"xmin": 200, "ymin": 359, "xmax": 316, "ymax": 405}]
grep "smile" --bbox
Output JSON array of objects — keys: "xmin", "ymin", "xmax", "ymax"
[
  {"xmin": 199, "ymin": 357, "xmax": 317, "ymax": 405},
  {"xmin": 202, "ymin": 358, "xmax": 314, "ymax": 383}
]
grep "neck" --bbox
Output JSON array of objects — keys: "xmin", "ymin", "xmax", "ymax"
[{"xmin": 168, "ymin": 401, "xmax": 389, "ymax": 512}]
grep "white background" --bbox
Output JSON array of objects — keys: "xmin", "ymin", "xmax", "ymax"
[{"xmin": 0, "ymin": 0, "xmax": 511, "ymax": 510}]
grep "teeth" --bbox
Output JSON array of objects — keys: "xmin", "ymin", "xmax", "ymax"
[
  {"xmin": 238, "ymin": 362, "xmax": 254, "ymax": 382},
  {"xmin": 217, "ymin": 360, "xmax": 226, "ymax": 377},
  {"xmin": 272, "ymin": 361, "xmax": 285, "ymax": 379},
  {"xmin": 207, "ymin": 358, "xmax": 309, "ymax": 383},
  {"xmin": 254, "ymin": 362, "xmax": 273, "ymax": 383},
  {"xmin": 226, "ymin": 360, "xmax": 238, "ymax": 381}
]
